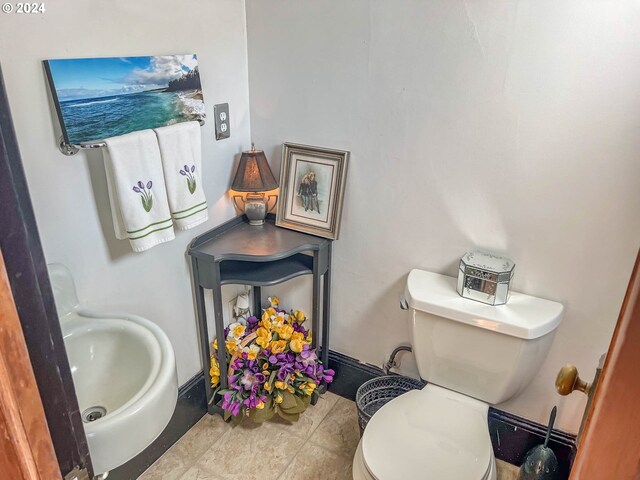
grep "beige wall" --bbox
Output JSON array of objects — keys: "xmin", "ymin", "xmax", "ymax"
[
  {"xmin": 247, "ymin": 0, "xmax": 640, "ymax": 433},
  {"xmin": 0, "ymin": 0, "xmax": 251, "ymax": 385}
]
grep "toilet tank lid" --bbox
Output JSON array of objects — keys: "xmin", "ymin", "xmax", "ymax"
[{"xmin": 405, "ymin": 269, "xmax": 564, "ymax": 339}]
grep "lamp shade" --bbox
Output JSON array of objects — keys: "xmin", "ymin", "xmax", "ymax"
[{"xmin": 231, "ymin": 148, "xmax": 278, "ymax": 192}]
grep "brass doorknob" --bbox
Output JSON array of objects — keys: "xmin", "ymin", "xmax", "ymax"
[{"xmin": 556, "ymin": 364, "xmax": 591, "ymax": 396}]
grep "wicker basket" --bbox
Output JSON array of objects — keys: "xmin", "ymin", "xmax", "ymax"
[{"xmin": 355, "ymin": 375, "xmax": 425, "ymax": 435}]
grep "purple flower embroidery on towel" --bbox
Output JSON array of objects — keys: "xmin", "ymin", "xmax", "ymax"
[
  {"xmin": 132, "ymin": 180, "xmax": 153, "ymax": 212},
  {"xmin": 179, "ymin": 164, "xmax": 197, "ymax": 194}
]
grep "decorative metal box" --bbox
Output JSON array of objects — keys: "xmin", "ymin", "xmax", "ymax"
[{"xmin": 456, "ymin": 251, "xmax": 515, "ymax": 306}]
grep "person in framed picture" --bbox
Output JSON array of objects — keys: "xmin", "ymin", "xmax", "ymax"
[
  {"xmin": 298, "ymin": 174, "xmax": 311, "ymax": 211},
  {"xmin": 308, "ymin": 171, "xmax": 320, "ymax": 214}
]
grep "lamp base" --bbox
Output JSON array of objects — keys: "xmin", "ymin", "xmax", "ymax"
[{"xmin": 244, "ymin": 193, "xmax": 267, "ymax": 226}]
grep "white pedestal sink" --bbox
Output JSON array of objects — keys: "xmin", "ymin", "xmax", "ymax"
[{"xmin": 49, "ymin": 264, "xmax": 178, "ymax": 476}]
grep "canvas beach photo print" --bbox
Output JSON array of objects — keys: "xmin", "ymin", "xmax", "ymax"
[
  {"xmin": 276, "ymin": 143, "xmax": 349, "ymax": 240},
  {"xmin": 44, "ymin": 54, "xmax": 205, "ymax": 145}
]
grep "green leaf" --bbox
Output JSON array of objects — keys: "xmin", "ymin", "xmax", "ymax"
[
  {"xmin": 276, "ymin": 409, "xmax": 300, "ymax": 423},
  {"xmin": 231, "ymin": 412, "xmax": 244, "ymax": 425},
  {"xmin": 280, "ymin": 394, "xmax": 308, "ymax": 415},
  {"xmin": 280, "ymin": 391, "xmax": 297, "ymax": 410},
  {"xmin": 248, "ymin": 402, "xmax": 275, "ymax": 423}
]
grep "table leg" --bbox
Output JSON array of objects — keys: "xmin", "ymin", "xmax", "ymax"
[
  {"xmin": 212, "ymin": 274, "xmax": 228, "ymax": 392},
  {"xmin": 191, "ymin": 258, "xmax": 216, "ymax": 414},
  {"xmin": 321, "ymin": 243, "xmax": 332, "ymax": 370},
  {"xmin": 312, "ymin": 252, "xmax": 321, "ymax": 350},
  {"xmin": 253, "ymin": 285, "xmax": 262, "ymax": 316}
]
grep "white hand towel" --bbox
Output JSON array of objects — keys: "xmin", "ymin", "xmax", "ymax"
[
  {"xmin": 153, "ymin": 121, "xmax": 208, "ymax": 230},
  {"xmin": 103, "ymin": 130, "xmax": 175, "ymax": 252}
]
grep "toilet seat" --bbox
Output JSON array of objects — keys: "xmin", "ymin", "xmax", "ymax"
[{"xmin": 360, "ymin": 384, "xmax": 494, "ymax": 480}]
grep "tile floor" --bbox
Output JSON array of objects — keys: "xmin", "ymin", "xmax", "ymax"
[{"xmin": 139, "ymin": 392, "xmax": 520, "ymax": 480}]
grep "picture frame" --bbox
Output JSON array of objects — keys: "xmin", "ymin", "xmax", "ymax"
[
  {"xmin": 276, "ymin": 143, "xmax": 349, "ymax": 240},
  {"xmin": 43, "ymin": 54, "xmax": 205, "ymax": 145}
]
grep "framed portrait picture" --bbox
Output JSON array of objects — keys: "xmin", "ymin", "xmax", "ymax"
[{"xmin": 276, "ymin": 143, "xmax": 349, "ymax": 240}]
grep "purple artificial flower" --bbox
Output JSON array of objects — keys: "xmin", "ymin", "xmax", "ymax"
[
  {"xmin": 323, "ymin": 368, "xmax": 335, "ymax": 383},
  {"xmin": 184, "ymin": 164, "xmax": 189, "ymax": 172},
  {"xmin": 133, "ymin": 186, "xmax": 141, "ymax": 193},
  {"xmin": 269, "ymin": 355, "xmax": 278, "ymax": 364},
  {"xmin": 191, "ymin": 165, "xmax": 195, "ymax": 173},
  {"xmin": 221, "ymin": 391, "xmax": 233, "ymax": 410},
  {"xmin": 296, "ymin": 346, "xmax": 318, "ymax": 368},
  {"xmin": 137, "ymin": 181, "xmax": 144, "ymax": 189},
  {"xmin": 179, "ymin": 170, "xmax": 186, "ymax": 176},
  {"xmin": 277, "ymin": 364, "xmax": 294, "ymax": 381},
  {"xmin": 231, "ymin": 358, "xmax": 244, "ymax": 371},
  {"xmin": 240, "ymin": 369, "xmax": 265, "ymax": 391},
  {"xmin": 147, "ymin": 181, "xmax": 152, "ymax": 189}
]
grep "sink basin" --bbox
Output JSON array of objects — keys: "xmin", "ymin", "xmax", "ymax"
[
  {"xmin": 62, "ymin": 310, "xmax": 177, "ymax": 475},
  {"xmin": 49, "ymin": 264, "xmax": 177, "ymax": 475}
]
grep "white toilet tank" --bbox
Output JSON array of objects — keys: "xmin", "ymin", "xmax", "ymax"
[{"xmin": 405, "ymin": 269, "xmax": 564, "ymax": 404}]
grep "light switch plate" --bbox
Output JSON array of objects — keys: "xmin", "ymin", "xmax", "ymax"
[{"xmin": 214, "ymin": 103, "xmax": 230, "ymax": 140}]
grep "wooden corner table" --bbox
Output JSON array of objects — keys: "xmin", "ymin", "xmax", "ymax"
[{"xmin": 188, "ymin": 214, "xmax": 332, "ymax": 415}]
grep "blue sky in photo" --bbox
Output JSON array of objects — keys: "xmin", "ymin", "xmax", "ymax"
[{"xmin": 47, "ymin": 54, "xmax": 198, "ymax": 101}]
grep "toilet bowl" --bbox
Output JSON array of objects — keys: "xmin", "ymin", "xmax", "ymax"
[
  {"xmin": 354, "ymin": 384, "xmax": 497, "ymax": 480},
  {"xmin": 353, "ymin": 269, "xmax": 563, "ymax": 479},
  {"xmin": 49, "ymin": 264, "xmax": 178, "ymax": 475}
]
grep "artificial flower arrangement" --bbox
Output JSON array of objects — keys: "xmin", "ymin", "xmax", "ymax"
[{"xmin": 210, "ymin": 296, "xmax": 334, "ymax": 423}]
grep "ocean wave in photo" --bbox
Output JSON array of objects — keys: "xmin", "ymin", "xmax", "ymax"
[
  {"xmin": 60, "ymin": 89, "xmax": 205, "ymax": 144},
  {"xmin": 176, "ymin": 90, "xmax": 205, "ymax": 119},
  {"xmin": 68, "ymin": 98, "xmax": 119, "ymax": 108}
]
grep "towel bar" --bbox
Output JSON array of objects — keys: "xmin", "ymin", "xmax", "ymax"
[{"xmin": 58, "ymin": 119, "xmax": 205, "ymax": 156}]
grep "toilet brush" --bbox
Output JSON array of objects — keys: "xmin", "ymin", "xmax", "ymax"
[{"xmin": 517, "ymin": 406, "xmax": 559, "ymax": 480}]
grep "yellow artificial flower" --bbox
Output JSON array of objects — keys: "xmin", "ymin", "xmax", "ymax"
[
  {"xmin": 278, "ymin": 323, "xmax": 294, "ymax": 340},
  {"xmin": 266, "ymin": 307, "xmax": 276, "ymax": 317},
  {"xmin": 243, "ymin": 344, "xmax": 261, "ymax": 360},
  {"xmin": 212, "ymin": 338, "xmax": 218, "ymax": 350},
  {"xmin": 210, "ymin": 357, "xmax": 220, "ymax": 387},
  {"xmin": 262, "ymin": 362, "xmax": 269, "ymax": 370},
  {"xmin": 275, "ymin": 380, "xmax": 287, "ymax": 390},
  {"xmin": 261, "ymin": 310, "xmax": 271, "ymax": 323},
  {"xmin": 264, "ymin": 382, "xmax": 272, "ymax": 391},
  {"xmin": 270, "ymin": 339, "xmax": 287, "ymax": 354},
  {"xmin": 275, "ymin": 393, "xmax": 283, "ymax": 404},
  {"xmin": 255, "ymin": 327, "xmax": 272, "ymax": 348},
  {"xmin": 229, "ymin": 322, "xmax": 246, "ymax": 339},
  {"xmin": 225, "ymin": 339, "xmax": 238, "ymax": 354},
  {"xmin": 269, "ymin": 296, "xmax": 280, "ymax": 307},
  {"xmin": 260, "ymin": 317, "xmax": 272, "ymax": 330},
  {"xmin": 256, "ymin": 399, "xmax": 265, "ymax": 410},
  {"xmin": 290, "ymin": 337, "xmax": 304, "ymax": 353},
  {"xmin": 300, "ymin": 381, "xmax": 317, "ymax": 396},
  {"xmin": 291, "ymin": 331, "xmax": 304, "ymax": 342}
]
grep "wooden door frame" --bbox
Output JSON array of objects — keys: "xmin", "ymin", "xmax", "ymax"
[
  {"xmin": 0, "ymin": 248, "xmax": 61, "ymax": 479},
  {"xmin": 0, "ymin": 65, "xmax": 92, "ymax": 477},
  {"xmin": 570, "ymin": 249, "xmax": 640, "ymax": 479}
]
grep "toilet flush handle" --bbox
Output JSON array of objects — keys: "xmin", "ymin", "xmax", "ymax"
[
  {"xmin": 555, "ymin": 364, "xmax": 592, "ymax": 396},
  {"xmin": 399, "ymin": 298, "xmax": 409, "ymax": 310}
]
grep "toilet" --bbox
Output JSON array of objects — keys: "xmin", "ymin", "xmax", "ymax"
[{"xmin": 353, "ymin": 269, "xmax": 564, "ymax": 480}]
